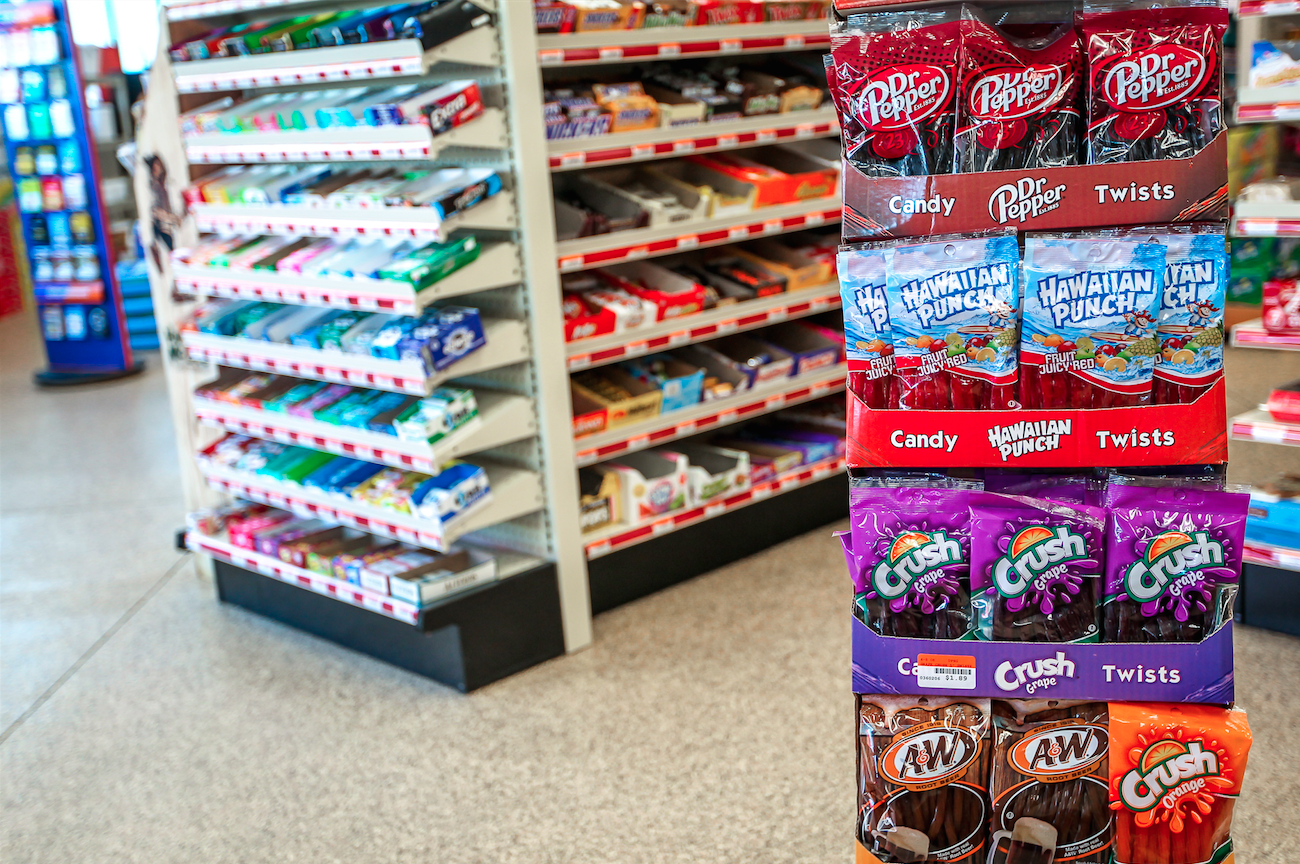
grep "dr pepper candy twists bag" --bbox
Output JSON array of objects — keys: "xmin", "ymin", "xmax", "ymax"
[
  {"xmin": 1102, "ymin": 478, "xmax": 1249, "ymax": 643},
  {"xmin": 1020, "ymin": 235, "xmax": 1166, "ymax": 409},
  {"xmin": 970, "ymin": 493, "xmax": 1106, "ymax": 644},
  {"xmin": 956, "ymin": 7, "xmax": 1082, "ymax": 174},
  {"xmin": 829, "ymin": 7, "xmax": 961, "ymax": 177},
  {"xmin": 858, "ymin": 696, "xmax": 991, "ymax": 863},
  {"xmin": 1152, "ymin": 225, "xmax": 1228, "ymax": 405},
  {"xmin": 1082, "ymin": 0, "xmax": 1230, "ymax": 164},
  {"xmin": 1108, "ymin": 703, "xmax": 1251, "ymax": 864},
  {"xmin": 886, "ymin": 232, "xmax": 1020, "ymax": 410},
  {"xmin": 839, "ymin": 243, "xmax": 900, "ymax": 409},
  {"xmin": 989, "ymin": 701, "xmax": 1112, "ymax": 864}
]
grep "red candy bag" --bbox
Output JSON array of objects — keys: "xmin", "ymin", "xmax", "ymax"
[
  {"xmin": 829, "ymin": 7, "xmax": 961, "ymax": 177},
  {"xmin": 1082, "ymin": 0, "xmax": 1229, "ymax": 164}
]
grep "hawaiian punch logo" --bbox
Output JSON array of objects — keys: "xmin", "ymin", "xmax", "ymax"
[
  {"xmin": 1124, "ymin": 531, "xmax": 1224, "ymax": 603},
  {"xmin": 968, "ymin": 64, "xmax": 1068, "ymax": 120},
  {"xmin": 1102, "ymin": 45, "xmax": 1208, "ymax": 112},
  {"xmin": 871, "ymin": 531, "xmax": 963, "ymax": 599},
  {"xmin": 993, "ymin": 525, "xmax": 1087, "ymax": 598},
  {"xmin": 1011, "ymin": 722, "xmax": 1108, "ymax": 782},
  {"xmin": 880, "ymin": 722, "xmax": 981, "ymax": 791},
  {"xmin": 1116, "ymin": 738, "xmax": 1224, "ymax": 815},
  {"xmin": 857, "ymin": 65, "xmax": 952, "ymax": 130}
]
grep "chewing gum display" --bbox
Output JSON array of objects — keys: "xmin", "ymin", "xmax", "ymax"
[
  {"xmin": 1102, "ymin": 479, "xmax": 1248, "ymax": 644},
  {"xmin": 839, "ymin": 244, "xmax": 899, "ymax": 410},
  {"xmin": 1081, "ymin": 0, "xmax": 1229, "ymax": 165},
  {"xmin": 1020, "ymin": 236, "xmax": 1165, "ymax": 409},
  {"xmin": 1149, "ymin": 225, "xmax": 1228, "ymax": 405},
  {"xmin": 857, "ymin": 696, "xmax": 991, "ymax": 863},
  {"xmin": 885, "ymin": 233, "xmax": 1020, "ymax": 410}
]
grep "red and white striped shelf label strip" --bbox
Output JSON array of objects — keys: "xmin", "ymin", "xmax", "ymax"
[
  {"xmin": 1237, "ymin": 0, "xmax": 1300, "ymax": 16},
  {"xmin": 195, "ymin": 408, "xmax": 434, "ymax": 471},
  {"xmin": 193, "ymin": 214, "xmax": 444, "ymax": 240},
  {"xmin": 177, "ymin": 276, "xmax": 411, "ymax": 315},
  {"xmin": 1243, "ymin": 540, "xmax": 1300, "ymax": 571},
  {"xmin": 1230, "ymin": 418, "xmax": 1300, "ymax": 446},
  {"xmin": 1233, "ymin": 327, "xmax": 1300, "ymax": 350},
  {"xmin": 585, "ymin": 456, "xmax": 845, "ymax": 558},
  {"xmin": 188, "ymin": 143, "xmax": 429, "ymax": 164},
  {"xmin": 539, "ymin": 31, "xmax": 829, "ymax": 66},
  {"xmin": 177, "ymin": 60, "xmax": 420, "ymax": 94},
  {"xmin": 185, "ymin": 344, "xmax": 425, "ymax": 394},
  {"xmin": 1234, "ymin": 218, "xmax": 1300, "ymax": 237},
  {"xmin": 549, "ymin": 120, "xmax": 837, "ymax": 169}
]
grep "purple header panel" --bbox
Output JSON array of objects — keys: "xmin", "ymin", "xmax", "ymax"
[{"xmin": 851, "ymin": 616, "xmax": 1234, "ymax": 704}]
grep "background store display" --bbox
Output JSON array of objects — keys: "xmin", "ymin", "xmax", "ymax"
[{"xmin": 534, "ymin": 0, "xmax": 830, "ymax": 33}]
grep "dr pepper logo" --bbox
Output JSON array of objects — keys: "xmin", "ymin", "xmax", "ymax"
[
  {"xmin": 1101, "ymin": 44, "xmax": 1208, "ymax": 112},
  {"xmin": 1010, "ymin": 722, "xmax": 1108, "ymax": 783},
  {"xmin": 880, "ymin": 722, "xmax": 981, "ymax": 791},
  {"xmin": 967, "ymin": 64, "xmax": 1068, "ymax": 120},
  {"xmin": 857, "ymin": 64, "xmax": 951, "ymax": 130}
]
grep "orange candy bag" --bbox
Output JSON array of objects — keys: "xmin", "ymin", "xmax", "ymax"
[{"xmin": 1108, "ymin": 703, "xmax": 1252, "ymax": 864}]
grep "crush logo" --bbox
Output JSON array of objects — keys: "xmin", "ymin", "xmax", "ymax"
[
  {"xmin": 1124, "ymin": 531, "xmax": 1224, "ymax": 602},
  {"xmin": 871, "ymin": 531, "xmax": 962, "ymax": 599},
  {"xmin": 1010, "ymin": 722, "xmax": 1107, "ymax": 781},
  {"xmin": 1102, "ymin": 44, "xmax": 1208, "ymax": 112},
  {"xmin": 989, "ymin": 177, "xmax": 1068, "ymax": 225},
  {"xmin": 968, "ymin": 64, "xmax": 1068, "ymax": 120},
  {"xmin": 992, "ymin": 525, "xmax": 1087, "ymax": 598},
  {"xmin": 1117, "ymin": 739, "xmax": 1220, "ymax": 812},
  {"xmin": 995, "ymin": 651, "xmax": 1076, "ymax": 694},
  {"xmin": 856, "ymin": 65, "xmax": 951, "ymax": 131},
  {"xmin": 880, "ymin": 724, "xmax": 981, "ymax": 790}
]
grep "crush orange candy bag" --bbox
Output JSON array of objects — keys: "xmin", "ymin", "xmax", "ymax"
[{"xmin": 1108, "ymin": 703, "xmax": 1251, "ymax": 864}]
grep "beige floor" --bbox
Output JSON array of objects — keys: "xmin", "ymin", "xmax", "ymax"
[{"xmin": 1, "ymin": 307, "xmax": 1299, "ymax": 862}]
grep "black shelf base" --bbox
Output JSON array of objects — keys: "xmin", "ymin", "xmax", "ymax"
[
  {"xmin": 214, "ymin": 559, "xmax": 566, "ymax": 692},
  {"xmin": 1239, "ymin": 562, "xmax": 1300, "ymax": 638},
  {"xmin": 587, "ymin": 471, "xmax": 849, "ymax": 615}
]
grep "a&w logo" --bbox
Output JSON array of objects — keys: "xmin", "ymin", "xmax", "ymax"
[
  {"xmin": 1102, "ymin": 44, "xmax": 1207, "ymax": 112},
  {"xmin": 1124, "ymin": 531, "xmax": 1223, "ymax": 603},
  {"xmin": 856, "ymin": 64, "xmax": 951, "ymax": 130},
  {"xmin": 988, "ymin": 177, "xmax": 1068, "ymax": 225},
  {"xmin": 880, "ymin": 723, "xmax": 981, "ymax": 791},
  {"xmin": 993, "ymin": 525, "xmax": 1087, "ymax": 599},
  {"xmin": 1119, "ymin": 739, "xmax": 1220, "ymax": 812},
  {"xmin": 1010, "ymin": 722, "xmax": 1107, "ymax": 782},
  {"xmin": 871, "ymin": 531, "xmax": 962, "ymax": 599},
  {"xmin": 968, "ymin": 64, "xmax": 1068, "ymax": 120}
]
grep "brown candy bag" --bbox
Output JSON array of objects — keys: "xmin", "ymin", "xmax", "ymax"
[{"xmin": 857, "ymin": 696, "xmax": 991, "ymax": 863}]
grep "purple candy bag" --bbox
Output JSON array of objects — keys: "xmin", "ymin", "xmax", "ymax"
[
  {"xmin": 1102, "ymin": 480, "xmax": 1250, "ymax": 643},
  {"xmin": 982, "ymin": 471, "xmax": 1101, "ymax": 506},
  {"xmin": 969, "ymin": 493, "xmax": 1106, "ymax": 643},
  {"xmin": 846, "ymin": 480, "xmax": 978, "ymax": 640}
]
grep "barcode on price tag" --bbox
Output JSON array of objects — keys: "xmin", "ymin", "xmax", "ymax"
[{"xmin": 915, "ymin": 654, "xmax": 976, "ymax": 690}]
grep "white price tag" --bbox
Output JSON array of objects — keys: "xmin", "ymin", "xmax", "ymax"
[
  {"xmin": 677, "ymin": 234, "xmax": 699, "ymax": 250},
  {"xmin": 766, "ymin": 393, "xmax": 787, "ymax": 409},
  {"xmin": 717, "ymin": 320, "xmax": 739, "ymax": 334},
  {"xmin": 667, "ymin": 330, "xmax": 690, "ymax": 346},
  {"xmin": 795, "ymin": 123, "xmax": 815, "ymax": 139},
  {"xmin": 626, "ymin": 434, "xmax": 650, "ymax": 451},
  {"xmin": 559, "ymin": 152, "xmax": 585, "ymax": 167},
  {"xmin": 673, "ymin": 139, "xmax": 696, "ymax": 154},
  {"xmin": 631, "ymin": 143, "xmax": 655, "ymax": 160},
  {"xmin": 676, "ymin": 419, "xmax": 697, "ymax": 434},
  {"xmin": 763, "ymin": 219, "xmax": 783, "ymax": 234},
  {"xmin": 395, "ymin": 527, "xmax": 418, "ymax": 544},
  {"xmin": 624, "ymin": 340, "xmax": 649, "ymax": 357},
  {"xmin": 626, "ymin": 246, "xmax": 649, "ymax": 260},
  {"xmin": 538, "ymin": 49, "xmax": 563, "ymax": 66},
  {"xmin": 784, "ymin": 34, "xmax": 806, "ymax": 48},
  {"xmin": 1253, "ymin": 424, "xmax": 1289, "ymax": 444},
  {"xmin": 751, "ymin": 484, "xmax": 772, "ymax": 500},
  {"xmin": 720, "ymin": 38, "xmax": 742, "ymax": 53},
  {"xmin": 651, "ymin": 520, "xmax": 674, "ymax": 536},
  {"xmin": 323, "ymin": 439, "xmax": 344, "ymax": 454},
  {"xmin": 587, "ymin": 540, "xmax": 612, "ymax": 558},
  {"xmin": 568, "ymin": 354, "xmax": 591, "ymax": 371},
  {"xmin": 717, "ymin": 134, "xmax": 739, "ymax": 148},
  {"xmin": 355, "ymin": 296, "xmax": 380, "ymax": 311},
  {"xmin": 705, "ymin": 503, "xmax": 726, "ymax": 518},
  {"xmin": 914, "ymin": 654, "xmax": 977, "ymax": 690},
  {"xmin": 757, "ymin": 129, "xmax": 777, "ymax": 142},
  {"xmin": 559, "ymin": 256, "xmax": 584, "ymax": 272},
  {"xmin": 805, "ymin": 212, "xmax": 826, "ymax": 227},
  {"xmin": 323, "ymin": 67, "xmax": 348, "ymax": 81},
  {"xmin": 599, "ymin": 46, "xmax": 623, "ymax": 61},
  {"xmin": 658, "ymin": 42, "xmax": 681, "ymax": 57},
  {"xmin": 718, "ymin": 409, "xmax": 738, "ymax": 425},
  {"xmin": 728, "ymin": 225, "xmax": 750, "ymax": 240}
]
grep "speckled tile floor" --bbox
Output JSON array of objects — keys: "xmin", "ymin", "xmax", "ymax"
[{"xmin": 2, "ymin": 309, "xmax": 1299, "ymax": 862}]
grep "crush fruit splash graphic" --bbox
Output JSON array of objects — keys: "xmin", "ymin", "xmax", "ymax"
[
  {"xmin": 872, "ymin": 530, "xmax": 965, "ymax": 601},
  {"xmin": 1123, "ymin": 531, "xmax": 1224, "ymax": 607}
]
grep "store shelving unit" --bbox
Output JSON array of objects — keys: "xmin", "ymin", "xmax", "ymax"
[
  {"xmin": 1235, "ymin": 10, "xmax": 1300, "ymax": 122},
  {"xmin": 1230, "ymin": 407, "xmax": 1300, "ymax": 446},
  {"xmin": 1231, "ymin": 318, "xmax": 1300, "ymax": 349},
  {"xmin": 189, "ymin": 193, "xmax": 517, "ymax": 239},
  {"xmin": 535, "ymin": 19, "xmax": 830, "ymax": 66}
]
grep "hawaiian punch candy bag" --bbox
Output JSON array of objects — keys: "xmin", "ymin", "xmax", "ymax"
[
  {"xmin": 839, "ymin": 243, "xmax": 900, "ymax": 409},
  {"xmin": 886, "ymin": 232, "xmax": 1020, "ymax": 410},
  {"xmin": 846, "ymin": 478, "xmax": 978, "ymax": 639},
  {"xmin": 1151, "ymin": 225, "xmax": 1228, "ymax": 404},
  {"xmin": 858, "ymin": 696, "xmax": 991, "ymax": 864},
  {"xmin": 989, "ymin": 701, "xmax": 1112, "ymax": 864},
  {"xmin": 1082, "ymin": 0, "xmax": 1230, "ymax": 164},
  {"xmin": 1020, "ymin": 235, "xmax": 1165, "ymax": 409},
  {"xmin": 828, "ymin": 7, "xmax": 961, "ymax": 177},
  {"xmin": 1108, "ymin": 703, "xmax": 1251, "ymax": 864},
  {"xmin": 955, "ymin": 5, "xmax": 1082, "ymax": 174},
  {"xmin": 1102, "ymin": 478, "xmax": 1249, "ymax": 643},
  {"xmin": 970, "ymin": 493, "xmax": 1106, "ymax": 643}
]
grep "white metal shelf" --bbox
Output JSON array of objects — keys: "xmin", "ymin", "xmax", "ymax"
[
  {"xmin": 557, "ymin": 197, "xmax": 841, "ymax": 271},
  {"xmin": 1231, "ymin": 319, "xmax": 1300, "ymax": 350},
  {"xmin": 184, "ymin": 108, "xmax": 507, "ymax": 164},
  {"xmin": 166, "ymin": 0, "xmax": 496, "ymax": 18},
  {"xmin": 175, "ymin": 241, "xmax": 520, "ymax": 316},
  {"xmin": 548, "ymin": 107, "xmax": 839, "ymax": 170},
  {"xmin": 194, "ymin": 390, "xmax": 537, "ymax": 473},
  {"xmin": 1230, "ymin": 408, "xmax": 1300, "ymax": 447},
  {"xmin": 199, "ymin": 460, "xmax": 543, "ymax": 553},
  {"xmin": 182, "ymin": 316, "xmax": 530, "ymax": 395},
  {"xmin": 1232, "ymin": 198, "xmax": 1300, "ymax": 237},
  {"xmin": 536, "ymin": 19, "xmax": 830, "ymax": 66},
  {"xmin": 566, "ymin": 286, "xmax": 839, "ymax": 370},
  {"xmin": 173, "ymin": 29, "xmax": 499, "ymax": 94},
  {"xmin": 574, "ymin": 361, "xmax": 846, "ymax": 466}
]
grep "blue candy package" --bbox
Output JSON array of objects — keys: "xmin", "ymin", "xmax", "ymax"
[{"xmin": 838, "ymin": 243, "xmax": 899, "ymax": 409}]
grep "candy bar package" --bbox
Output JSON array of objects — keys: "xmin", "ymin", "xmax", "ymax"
[
  {"xmin": 955, "ymin": 5, "xmax": 1082, "ymax": 174},
  {"xmin": 970, "ymin": 493, "xmax": 1106, "ymax": 643},
  {"xmin": 857, "ymin": 696, "xmax": 991, "ymax": 863},
  {"xmin": 839, "ymin": 243, "xmax": 900, "ymax": 409},
  {"xmin": 988, "ymin": 701, "xmax": 1111, "ymax": 864},
  {"xmin": 1150, "ymin": 224, "xmax": 1228, "ymax": 405},
  {"xmin": 1082, "ymin": 0, "xmax": 1230, "ymax": 165},
  {"xmin": 1020, "ymin": 235, "xmax": 1166, "ymax": 409},
  {"xmin": 886, "ymin": 232, "xmax": 1020, "ymax": 410},
  {"xmin": 828, "ymin": 8, "xmax": 961, "ymax": 177},
  {"xmin": 845, "ymin": 479, "xmax": 978, "ymax": 640},
  {"xmin": 1107, "ymin": 702, "xmax": 1251, "ymax": 864},
  {"xmin": 1102, "ymin": 478, "xmax": 1249, "ymax": 644}
]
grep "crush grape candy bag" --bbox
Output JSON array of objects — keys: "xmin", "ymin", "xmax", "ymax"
[
  {"xmin": 839, "ymin": 243, "xmax": 900, "ymax": 409},
  {"xmin": 885, "ymin": 232, "xmax": 1020, "ymax": 410},
  {"xmin": 956, "ymin": 6, "xmax": 1082, "ymax": 173},
  {"xmin": 1151, "ymin": 225, "xmax": 1228, "ymax": 405},
  {"xmin": 1020, "ymin": 235, "xmax": 1166, "ymax": 409},
  {"xmin": 829, "ymin": 7, "xmax": 962, "ymax": 177},
  {"xmin": 1102, "ymin": 478, "xmax": 1249, "ymax": 643},
  {"xmin": 1082, "ymin": 0, "xmax": 1230, "ymax": 164},
  {"xmin": 970, "ymin": 493, "xmax": 1106, "ymax": 643}
]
